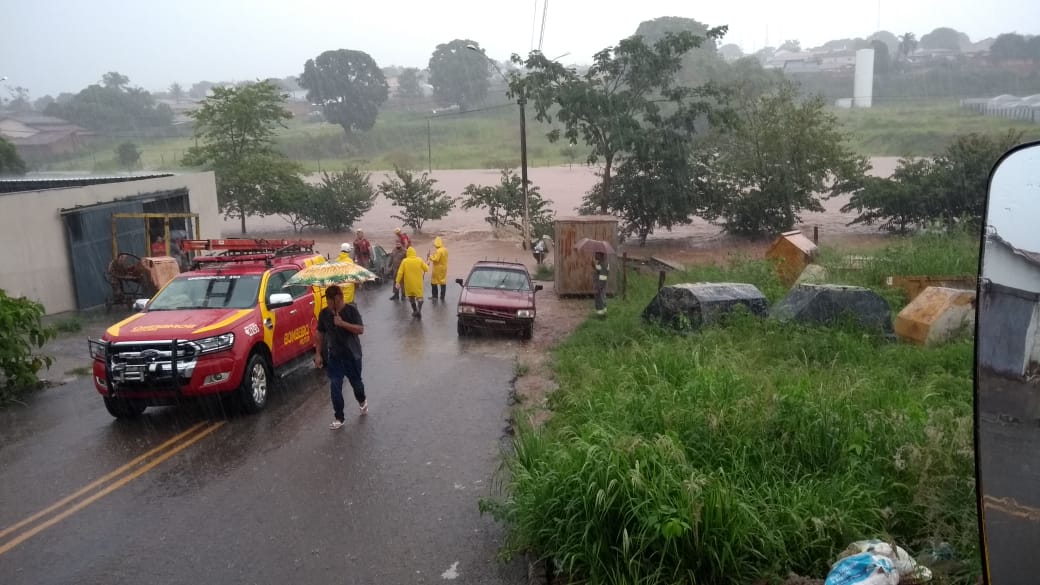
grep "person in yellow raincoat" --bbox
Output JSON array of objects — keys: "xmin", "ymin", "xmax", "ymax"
[
  {"xmin": 336, "ymin": 243, "xmax": 356, "ymax": 304},
  {"xmin": 395, "ymin": 246, "xmax": 429, "ymax": 318},
  {"xmin": 427, "ymin": 236, "xmax": 449, "ymax": 301}
]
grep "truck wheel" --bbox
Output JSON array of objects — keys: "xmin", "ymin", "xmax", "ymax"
[
  {"xmin": 521, "ymin": 324, "xmax": 533, "ymax": 340},
  {"xmin": 457, "ymin": 321, "xmax": 467, "ymax": 336},
  {"xmin": 104, "ymin": 396, "xmax": 145, "ymax": 419},
  {"xmin": 238, "ymin": 353, "xmax": 270, "ymax": 414}
]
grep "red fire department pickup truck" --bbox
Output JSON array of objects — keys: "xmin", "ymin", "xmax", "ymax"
[{"xmin": 88, "ymin": 239, "xmax": 328, "ymax": 419}]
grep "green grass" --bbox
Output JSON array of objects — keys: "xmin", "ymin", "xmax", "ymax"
[
  {"xmin": 482, "ymin": 233, "xmax": 980, "ymax": 585},
  {"xmin": 40, "ymin": 107, "xmax": 590, "ymax": 174},
  {"xmin": 833, "ymin": 101, "xmax": 1040, "ymax": 157}
]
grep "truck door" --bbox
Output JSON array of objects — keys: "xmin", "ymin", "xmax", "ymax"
[{"xmin": 262, "ymin": 270, "xmax": 311, "ymax": 367}]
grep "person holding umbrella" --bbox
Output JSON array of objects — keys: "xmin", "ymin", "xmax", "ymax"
[{"xmin": 574, "ymin": 238, "xmax": 614, "ymax": 317}]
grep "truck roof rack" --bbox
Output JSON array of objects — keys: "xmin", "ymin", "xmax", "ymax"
[{"xmin": 183, "ymin": 239, "xmax": 318, "ymax": 270}]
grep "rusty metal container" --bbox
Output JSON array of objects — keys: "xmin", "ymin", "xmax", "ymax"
[
  {"xmin": 766, "ymin": 230, "xmax": 818, "ymax": 287},
  {"xmin": 553, "ymin": 215, "xmax": 619, "ymax": 296}
]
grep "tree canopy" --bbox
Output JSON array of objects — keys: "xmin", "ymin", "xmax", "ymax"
[
  {"xmin": 378, "ymin": 167, "xmax": 456, "ymax": 232},
  {"xmin": 44, "ymin": 73, "xmax": 173, "ymax": 132},
  {"xmin": 428, "ymin": 39, "xmax": 491, "ymax": 110},
  {"xmin": 299, "ymin": 49, "xmax": 389, "ymax": 136},
  {"xmin": 461, "ymin": 169, "xmax": 555, "ymax": 239},
  {"xmin": 182, "ymin": 81, "xmax": 301, "ymax": 233},
  {"xmin": 397, "ymin": 68, "xmax": 424, "ymax": 99},
  {"xmin": 0, "ymin": 136, "xmax": 27, "ymax": 176},
  {"xmin": 920, "ymin": 27, "xmax": 963, "ymax": 52},
  {"xmin": 515, "ymin": 26, "xmax": 726, "ymax": 214}
]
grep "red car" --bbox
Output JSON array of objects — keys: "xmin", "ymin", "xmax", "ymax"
[{"xmin": 455, "ymin": 261, "xmax": 543, "ymax": 339}]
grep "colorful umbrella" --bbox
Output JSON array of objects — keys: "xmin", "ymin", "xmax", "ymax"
[
  {"xmin": 574, "ymin": 238, "xmax": 615, "ymax": 256},
  {"xmin": 283, "ymin": 261, "xmax": 377, "ymax": 288}
]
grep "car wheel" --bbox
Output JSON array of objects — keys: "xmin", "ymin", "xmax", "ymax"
[
  {"xmin": 104, "ymin": 396, "xmax": 145, "ymax": 419},
  {"xmin": 457, "ymin": 320, "xmax": 468, "ymax": 336},
  {"xmin": 238, "ymin": 353, "xmax": 270, "ymax": 414},
  {"xmin": 521, "ymin": 324, "xmax": 533, "ymax": 340}
]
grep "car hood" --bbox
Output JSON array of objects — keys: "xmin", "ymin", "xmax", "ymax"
[
  {"xmin": 459, "ymin": 288, "xmax": 535, "ymax": 310},
  {"xmin": 103, "ymin": 308, "xmax": 256, "ymax": 341}
]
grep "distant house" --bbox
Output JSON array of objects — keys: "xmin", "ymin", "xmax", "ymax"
[{"xmin": 0, "ymin": 114, "xmax": 93, "ymax": 160}]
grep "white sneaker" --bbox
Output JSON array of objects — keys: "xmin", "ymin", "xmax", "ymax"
[
  {"xmin": 359, "ymin": 401, "xmax": 368, "ymax": 416},
  {"xmin": 329, "ymin": 419, "xmax": 345, "ymax": 430}
]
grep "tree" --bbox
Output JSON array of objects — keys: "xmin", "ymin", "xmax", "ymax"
[
  {"xmin": 115, "ymin": 142, "xmax": 141, "ymax": 171},
  {"xmin": 719, "ymin": 43, "xmax": 744, "ymax": 62},
  {"xmin": 515, "ymin": 26, "xmax": 726, "ymax": 214},
  {"xmin": 169, "ymin": 82, "xmax": 184, "ymax": 103},
  {"xmin": 270, "ymin": 169, "xmax": 376, "ymax": 233},
  {"xmin": 5, "ymin": 87, "xmax": 31, "ymax": 113},
  {"xmin": 377, "ymin": 167, "xmax": 455, "ymax": 233},
  {"xmin": 920, "ymin": 27, "xmax": 962, "ymax": 52},
  {"xmin": 0, "ymin": 136, "xmax": 27, "ymax": 176},
  {"xmin": 1029, "ymin": 36, "xmax": 1040, "ymax": 64},
  {"xmin": 461, "ymin": 168, "xmax": 555, "ymax": 238},
  {"xmin": 706, "ymin": 81, "xmax": 868, "ymax": 237},
  {"xmin": 182, "ymin": 81, "xmax": 302, "ymax": 234},
  {"xmin": 633, "ymin": 17, "xmax": 726, "ymax": 86},
  {"xmin": 843, "ymin": 131, "xmax": 1023, "ymax": 233},
  {"xmin": 778, "ymin": 39, "xmax": 801, "ymax": 52},
  {"xmin": 867, "ymin": 31, "xmax": 900, "ymax": 55},
  {"xmin": 33, "ymin": 95, "xmax": 54, "ymax": 111},
  {"xmin": 871, "ymin": 40, "xmax": 891, "ymax": 75},
  {"xmin": 299, "ymin": 49, "xmax": 389, "ymax": 136},
  {"xmin": 102, "ymin": 71, "xmax": 130, "ymax": 90},
  {"xmin": 898, "ymin": 33, "xmax": 918, "ymax": 60},
  {"xmin": 397, "ymin": 67, "xmax": 424, "ymax": 99},
  {"xmin": 45, "ymin": 77, "xmax": 173, "ymax": 132},
  {"xmin": 428, "ymin": 39, "xmax": 491, "ymax": 110},
  {"xmin": 0, "ymin": 290, "xmax": 55, "ymax": 401},
  {"xmin": 990, "ymin": 33, "xmax": 1029, "ymax": 62}
]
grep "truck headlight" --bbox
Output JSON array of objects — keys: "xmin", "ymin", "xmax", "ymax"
[
  {"xmin": 517, "ymin": 309, "xmax": 535, "ymax": 318},
  {"xmin": 193, "ymin": 333, "xmax": 235, "ymax": 354},
  {"xmin": 88, "ymin": 339, "xmax": 108, "ymax": 361},
  {"xmin": 458, "ymin": 305, "xmax": 476, "ymax": 315}
]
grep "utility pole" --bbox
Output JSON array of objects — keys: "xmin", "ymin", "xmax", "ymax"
[{"xmin": 518, "ymin": 85, "xmax": 530, "ymax": 251}]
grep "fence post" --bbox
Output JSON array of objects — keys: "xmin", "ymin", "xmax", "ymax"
[
  {"xmin": 813, "ymin": 225, "xmax": 819, "ymax": 245},
  {"xmin": 622, "ymin": 252, "xmax": 628, "ymax": 300}
]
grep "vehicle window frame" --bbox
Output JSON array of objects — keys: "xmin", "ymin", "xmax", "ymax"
[{"xmin": 465, "ymin": 267, "xmax": 532, "ymax": 291}]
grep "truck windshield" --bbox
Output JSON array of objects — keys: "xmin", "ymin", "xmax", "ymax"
[{"xmin": 148, "ymin": 275, "xmax": 262, "ymax": 310}]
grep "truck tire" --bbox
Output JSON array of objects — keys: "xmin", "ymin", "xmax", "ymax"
[
  {"xmin": 457, "ymin": 320, "xmax": 468, "ymax": 336},
  {"xmin": 521, "ymin": 324, "xmax": 533, "ymax": 340},
  {"xmin": 237, "ymin": 352, "xmax": 271, "ymax": 414},
  {"xmin": 104, "ymin": 396, "xmax": 146, "ymax": 419}
]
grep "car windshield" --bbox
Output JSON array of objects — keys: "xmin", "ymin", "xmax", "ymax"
[
  {"xmin": 466, "ymin": 268, "xmax": 531, "ymax": 291},
  {"xmin": 148, "ymin": 274, "xmax": 261, "ymax": 310}
]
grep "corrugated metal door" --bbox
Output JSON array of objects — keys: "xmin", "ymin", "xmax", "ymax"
[
  {"xmin": 979, "ymin": 283, "xmax": 1038, "ymax": 377},
  {"xmin": 63, "ymin": 200, "xmax": 146, "ymax": 309}
]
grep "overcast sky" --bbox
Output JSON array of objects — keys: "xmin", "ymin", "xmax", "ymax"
[{"xmin": 3, "ymin": 0, "xmax": 1038, "ymax": 97}]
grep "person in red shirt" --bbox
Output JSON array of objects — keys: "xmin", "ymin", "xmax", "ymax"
[
  {"xmin": 150, "ymin": 236, "xmax": 166, "ymax": 257},
  {"xmin": 353, "ymin": 230, "xmax": 373, "ymax": 268},
  {"xmin": 394, "ymin": 227, "xmax": 411, "ymax": 250}
]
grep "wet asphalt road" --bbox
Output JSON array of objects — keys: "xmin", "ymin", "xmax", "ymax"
[{"xmin": 0, "ymin": 286, "xmax": 527, "ymax": 585}]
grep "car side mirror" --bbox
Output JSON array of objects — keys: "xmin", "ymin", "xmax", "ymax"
[
  {"xmin": 976, "ymin": 140, "xmax": 1040, "ymax": 582},
  {"xmin": 455, "ymin": 278, "xmax": 464, "ymax": 286},
  {"xmin": 535, "ymin": 284, "xmax": 543, "ymax": 292},
  {"xmin": 133, "ymin": 298, "xmax": 149, "ymax": 312},
  {"xmin": 268, "ymin": 292, "xmax": 294, "ymax": 308}
]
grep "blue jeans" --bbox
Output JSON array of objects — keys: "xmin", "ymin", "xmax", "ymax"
[{"xmin": 327, "ymin": 353, "xmax": 365, "ymax": 422}]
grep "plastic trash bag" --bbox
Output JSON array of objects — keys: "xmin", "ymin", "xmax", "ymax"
[
  {"xmin": 824, "ymin": 552, "xmax": 898, "ymax": 585},
  {"xmin": 839, "ymin": 540, "xmax": 933, "ymax": 583}
]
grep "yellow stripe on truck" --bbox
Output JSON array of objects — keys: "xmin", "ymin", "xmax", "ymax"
[
  {"xmin": 192, "ymin": 309, "xmax": 253, "ymax": 334},
  {"xmin": 105, "ymin": 312, "xmax": 147, "ymax": 337}
]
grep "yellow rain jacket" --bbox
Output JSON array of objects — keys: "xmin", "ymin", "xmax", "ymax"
[
  {"xmin": 428, "ymin": 237, "xmax": 448, "ymax": 285},
  {"xmin": 395, "ymin": 247, "xmax": 429, "ymax": 298},
  {"xmin": 334, "ymin": 252, "xmax": 356, "ymax": 303}
]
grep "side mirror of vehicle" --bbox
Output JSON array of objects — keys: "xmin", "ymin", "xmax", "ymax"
[
  {"xmin": 132, "ymin": 298, "xmax": 149, "ymax": 312},
  {"xmin": 268, "ymin": 292, "xmax": 294, "ymax": 308},
  {"xmin": 455, "ymin": 278, "xmax": 464, "ymax": 286},
  {"xmin": 976, "ymin": 140, "xmax": 1040, "ymax": 582},
  {"xmin": 535, "ymin": 284, "xmax": 544, "ymax": 292}
]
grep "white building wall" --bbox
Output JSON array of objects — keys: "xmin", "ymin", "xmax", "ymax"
[{"xmin": 0, "ymin": 172, "xmax": 218, "ymax": 313}]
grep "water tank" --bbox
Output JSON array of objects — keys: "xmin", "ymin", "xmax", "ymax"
[{"xmin": 854, "ymin": 49, "xmax": 875, "ymax": 108}]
